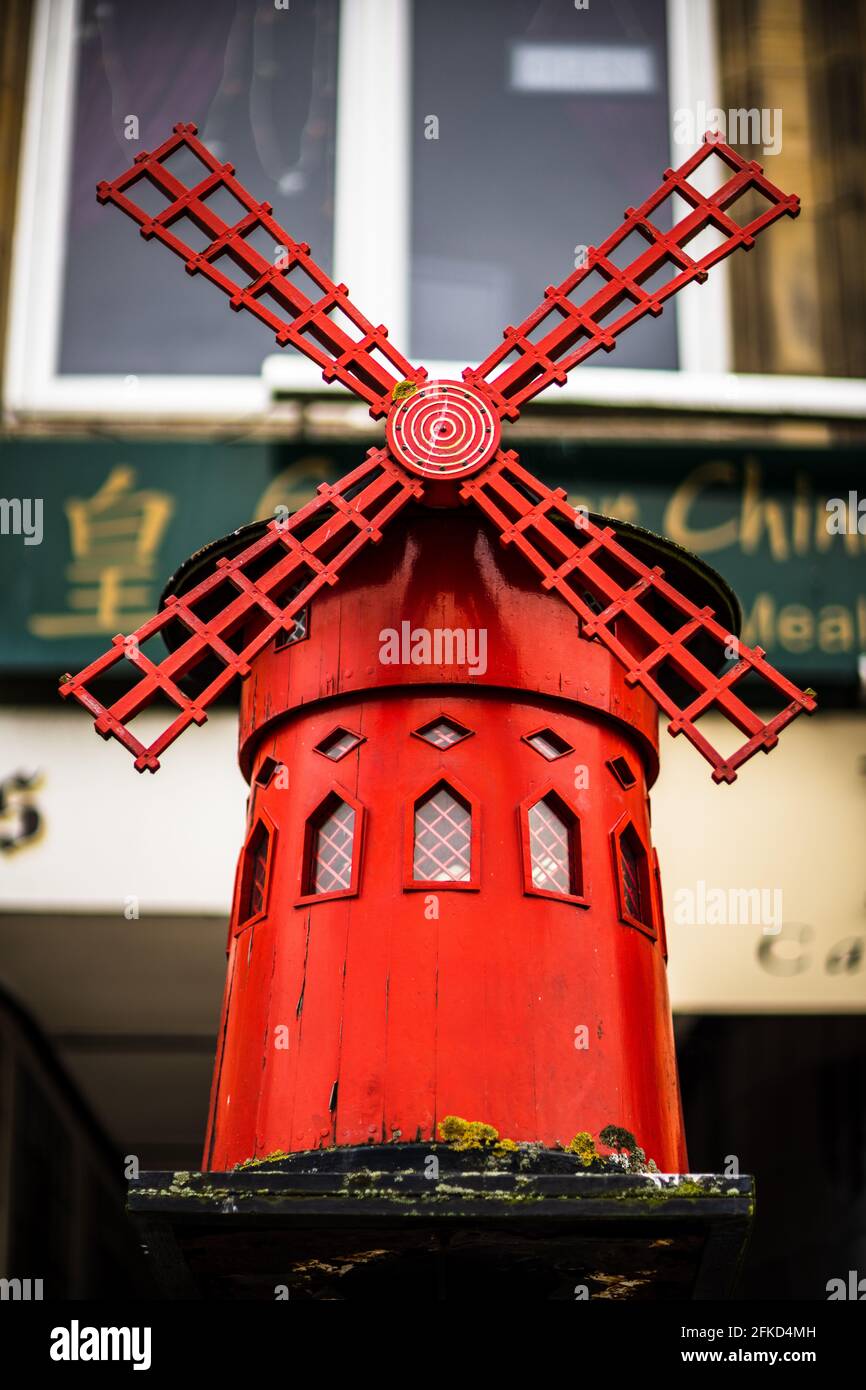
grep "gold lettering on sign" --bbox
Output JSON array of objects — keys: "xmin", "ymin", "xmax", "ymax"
[
  {"xmin": 664, "ymin": 461, "xmax": 739, "ymax": 552},
  {"xmin": 741, "ymin": 593, "xmax": 866, "ymax": 654},
  {"xmin": 30, "ymin": 467, "xmax": 173, "ymax": 637},
  {"xmin": 252, "ymin": 457, "xmax": 335, "ymax": 525},
  {"xmin": 739, "ymin": 458, "xmax": 789, "ymax": 560},
  {"xmin": 666, "ymin": 458, "xmax": 864, "ymax": 559}
]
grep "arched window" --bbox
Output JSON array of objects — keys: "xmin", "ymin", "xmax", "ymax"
[
  {"xmin": 299, "ymin": 791, "xmax": 364, "ymax": 904},
  {"xmin": 529, "ymin": 797, "xmax": 571, "ymax": 894},
  {"xmin": 611, "ymin": 814, "xmax": 656, "ymax": 939},
  {"xmin": 519, "ymin": 788, "xmax": 587, "ymax": 906},
  {"xmin": 406, "ymin": 778, "xmax": 479, "ymax": 890},
  {"xmin": 312, "ymin": 799, "xmax": 355, "ymax": 893},
  {"xmin": 414, "ymin": 785, "xmax": 471, "ymax": 882},
  {"xmin": 236, "ymin": 813, "xmax": 275, "ymax": 929}
]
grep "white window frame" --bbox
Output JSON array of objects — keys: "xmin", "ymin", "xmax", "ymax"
[{"xmin": 6, "ymin": 0, "xmax": 866, "ymax": 422}]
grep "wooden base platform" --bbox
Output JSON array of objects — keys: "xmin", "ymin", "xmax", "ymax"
[{"xmin": 128, "ymin": 1145, "xmax": 754, "ymax": 1300}]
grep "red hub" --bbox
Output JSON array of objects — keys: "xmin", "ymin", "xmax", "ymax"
[{"xmin": 386, "ymin": 379, "xmax": 501, "ymax": 479}]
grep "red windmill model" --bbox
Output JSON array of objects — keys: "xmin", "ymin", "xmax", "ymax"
[{"xmin": 62, "ymin": 125, "xmax": 814, "ymax": 1201}]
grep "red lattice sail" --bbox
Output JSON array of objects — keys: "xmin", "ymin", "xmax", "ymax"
[
  {"xmin": 60, "ymin": 451, "xmax": 422, "ymax": 771},
  {"xmin": 462, "ymin": 451, "xmax": 816, "ymax": 784},
  {"xmin": 97, "ymin": 122, "xmax": 425, "ymax": 418},
  {"xmin": 464, "ymin": 134, "xmax": 800, "ymax": 419}
]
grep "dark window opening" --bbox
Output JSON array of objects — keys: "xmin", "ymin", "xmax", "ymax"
[
  {"xmin": 274, "ymin": 599, "xmax": 309, "ymax": 650},
  {"xmin": 619, "ymin": 824, "xmax": 653, "ymax": 931},
  {"xmin": 241, "ymin": 820, "xmax": 271, "ymax": 923},
  {"xmin": 255, "ymin": 755, "xmax": 281, "ymax": 787},
  {"xmin": 608, "ymin": 754, "xmax": 637, "ymax": 788}
]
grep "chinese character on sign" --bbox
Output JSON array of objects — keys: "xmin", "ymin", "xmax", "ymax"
[{"xmin": 30, "ymin": 467, "xmax": 174, "ymax": 637}]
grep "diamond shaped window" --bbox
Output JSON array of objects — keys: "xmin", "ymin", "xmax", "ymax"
[
  {"xmin": 315, "ymin": 727, "xmax": 363, "ymax": 762},
  {"xmin": 414, "ymin": 716, "xmax": 472, "ymax": 750},
  {"xmin": 608, "ymin": 755, "xmax": 637, "ymax": 789},
  {"xmin": 525, "ymin": 727, "xmax": 573, "ymax": 761}
]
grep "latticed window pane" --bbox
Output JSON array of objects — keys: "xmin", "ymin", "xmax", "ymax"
[
  {"xmin": 316, "ymin": 727, "xmax": 362, "ymax": 761},
  {"xmin": 621, "ymin": 832, "xmax": 645, "ymax": 923},
  {"xmin": 275, "ymin": 581, "xmax": 309, "ymax": 650},
  {"xmin": 313, "ymin": 800, "xmax": 356, "ymax": 894},
  {"xmin": 526, "ymin": 728, "xmax": 572, "ymax": 760},
  {"xmin": 413, "ymin": 786, "xmax": 471, "ymax": 882},
  {"xmin": 243, "ymin": 824, "xmax": 270, "ymax": 920},
  {"xmin": 529, "ymin": 798, "xmax": 572, "ymax": 894},
  {"xmin": 415, "ymin": 717, "xmax": 471, "ymax": 749}
]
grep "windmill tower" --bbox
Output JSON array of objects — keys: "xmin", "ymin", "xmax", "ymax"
[{"xmin": 62, "ymin": 125, "xmax": 814, "ymax": 1189}]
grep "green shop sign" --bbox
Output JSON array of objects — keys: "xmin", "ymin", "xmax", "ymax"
[{"xmin": 0, "ymin": 437, "xmax": 862, "ymax": 682}]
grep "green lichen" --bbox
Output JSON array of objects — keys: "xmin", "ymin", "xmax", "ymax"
[
  {"xmin": 437, "ymin": 1115, "xmax": 518, "ymax": 1157},
  {"xmin": 563, "ymin": 1131, "xmax": 601, "ymax": 1168},
  {"xmin": 232, "ymin": 1149, "xmax": 292, "ymax": 1171},
  {"xmin": 598, "ymin": 1124, "xmax": 654, "ymax": 1173}
]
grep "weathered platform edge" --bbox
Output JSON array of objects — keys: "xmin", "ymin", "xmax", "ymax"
[
  {"xmin": 127, "ymin": 1151, "xmax": 755, "ymax": 1299},
  {"xmin": 129, "ymin": 1166, "xmax": 755, "ymax": 1221}
]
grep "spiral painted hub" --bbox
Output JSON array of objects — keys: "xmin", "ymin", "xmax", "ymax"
[{"xmin": 386, "ymin": 380, "xmax": 501, "ymax": 479}]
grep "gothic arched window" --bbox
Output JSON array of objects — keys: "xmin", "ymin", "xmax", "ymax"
[{"xmin": 406, "ymin": 778, "xmax": 479, "ymax": 891}]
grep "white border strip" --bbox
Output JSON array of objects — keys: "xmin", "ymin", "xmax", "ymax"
[
  {"xmin": 334, "ymin": 0, "xmax": 410, "ymax": 351},
  {"xmin": 264, "ymin": 356, "xmax": 866, "ymax": 418},
  {"xmin": 666, "ymin": 0, "xmax": 732, "ymax": 375},
  {"xmin": 5, "ymin": 0, "xmax": 79, "ymax": 413}
]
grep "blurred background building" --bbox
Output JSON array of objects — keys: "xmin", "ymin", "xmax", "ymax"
[{"xmin": 0, "ymin": 0, "xmax": 863, "ymax": 1298}]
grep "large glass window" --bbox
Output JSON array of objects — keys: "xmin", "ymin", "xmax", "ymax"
[
  {"xmin": 58, "ymin": 0, "xmax": 339, "ymax": 376},
  {"xmin": 409, "ymin": 0, "xmax": 675, "ymax": 369}
]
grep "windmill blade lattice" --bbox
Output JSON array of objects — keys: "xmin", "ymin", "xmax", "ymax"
[
  {"xmin": 464, "ymin": 134, "xmax": 800, "ymax": 420},
  {"xmin": 60, "ymin": 451, "xmax": 421, "ymax": 772},
  {"xmin": 97, "ymin": 122, "xmax": 425, "ymax": 419},
  {"xmin": 461, "ymin": 450, "xmax": 816, "ymax": 784}
]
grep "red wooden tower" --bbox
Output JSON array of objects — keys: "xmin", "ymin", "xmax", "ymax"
[{"xmin": 62, "ymin": 125, "xmax": 815, "ymax": 1181}]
